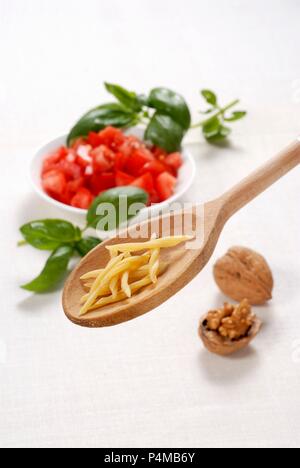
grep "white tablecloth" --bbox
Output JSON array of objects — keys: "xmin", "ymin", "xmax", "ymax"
[{"xmin": 0, "ymin": 0, "xmax": 299, "ymax": 448}]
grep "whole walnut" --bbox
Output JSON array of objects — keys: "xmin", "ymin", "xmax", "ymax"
[{"xmin": 213, "ymin": 246, "xmax": 274, "ymax": 305}]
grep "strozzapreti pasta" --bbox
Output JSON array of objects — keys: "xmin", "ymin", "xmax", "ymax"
[{"xmin": 79, "ymin": 235, "xmax": 193, "ymax": 316}]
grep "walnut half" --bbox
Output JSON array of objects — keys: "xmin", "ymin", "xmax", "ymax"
[{"xmin": 199, "ymin": 299, "xmax": 262, "ymax": 356}]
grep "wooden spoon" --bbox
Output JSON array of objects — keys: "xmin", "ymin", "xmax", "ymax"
[{"xmin": 63, "ymin": 139, "xmax": 300, "ymax": 328}]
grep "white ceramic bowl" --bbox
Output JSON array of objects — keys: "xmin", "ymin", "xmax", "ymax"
[{"xmin": 30, "ymin": 128, "xmax": 196, "ymax": 221}]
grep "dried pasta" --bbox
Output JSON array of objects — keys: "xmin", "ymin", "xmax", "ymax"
[{"xmin": 79, "ymin": 235, "xmax": 193, "ymax": 316}]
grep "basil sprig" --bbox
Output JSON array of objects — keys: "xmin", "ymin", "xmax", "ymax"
[
  {"xmin": 67, "ymin": 82, "xmax": 246, "ymax": 150},
  {"xmin": 19, "ymin": 187, "xmax": 148, "ymax": 293},
  {"xmin": 193, "ymin": 89, "xmax": 247, "ymax": 143},
  {"xmin": 67, "ymin": 83, "xmax": 191, "ymax": 152}
]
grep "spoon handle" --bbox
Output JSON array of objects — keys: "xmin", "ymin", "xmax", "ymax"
[{"xmin": 219, "ymin": 139, "xmax": 300, "ymax": 219}]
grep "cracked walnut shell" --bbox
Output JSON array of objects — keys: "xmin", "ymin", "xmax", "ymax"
[
  {"xmin": 213, "ymin": 246, "xmax": 274, "ymax": 305},
  {"xmin": 199, "ymin": 299, "xmax": 262, "ymax": 356}
]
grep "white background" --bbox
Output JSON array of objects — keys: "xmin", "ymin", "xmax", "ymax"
[{"xmin": 0, "ymin": 0, "xmax": 300, "ymax": 448}]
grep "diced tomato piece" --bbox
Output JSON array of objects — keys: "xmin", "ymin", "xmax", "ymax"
[
  {"xmin": 70, "ymin": 188, "xmax": 93, "ymax": 209},
  {"xmin": 115, "ymin": 152, "xmax": 129, "ymax": 171},
  {"xmin": 84, "ymin": 165, "xmax": 94, "ymax": 177},
  {"xmin": 115, "ymin": 171, "xmax": 135, "ymax": 187},
  {"xmin": 71, "ymin": 137, "xmax": 88, "ymax": 151},
  {"xmin": 87, "ymin": 132, "xmax": 102, "ymax": 148},
  {"xmin": 42, "ymin": 147, "xmax": 67, "ymax": 174},
  {"xmin": 91, "ymin": 145, "xmax": 115, "ymax": 172},
  {"xmin": 165, "ymin": 152, "xmax": 183, "ymax": 172},
  {"xmin": 131, "ymin": 172, "xmax": 154, "ymax": 194},
  {"xmin": 140, "ymin": 160, "xmax": 166, "ymax": 177},
  {"xmin": 97, "ymin": 127, "xmax": 126, "ymax": 149},
  {"xmin": 42, "ymin": 170, "xmax": 67, "ymax": 197},
  {"xmin": 152, "ymin": 146, "xmax": 168, "ymax": 160},
  {"xmin": 149, "ymin": 191, "xmax": 161, "ymax": 205},
  {"xmin": 57, "ymin": 147, "xmax": 68, "ymax": 159},
  {"xmin": 76, "ymin": 145, "xmax": 92, "ymax": 169},
  {"xmin": 125, "ymin": 149, "xmax": 154, "ymax": 177},
  {"xmin": 58, "ymin": 159, "xmax": 82, "ymax": 180},
  {"xmin": 66, "ymin": 177, "xmax": 85, "ymax": 196},
  {"xmin": 119, "ymin": 135, "xmax": 142, "ymax": 157},
  {"xmin": 89, "ymin": 172, "xmax": 115, "ymax": 196},
  {"xmin": 156, "ymin": 172, "xmax": 177, "ymax": 201}
]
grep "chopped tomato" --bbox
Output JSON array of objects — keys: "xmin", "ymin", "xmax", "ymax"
[
  {"xmin": 119, "ymin": 135, "xmax": 142, "ymax": 157},
  {"xmin": 76, "ymin": 145, "xmax": 92, "ymax": 169},
  {"xmin": 71, "ymin": 137, "xmax": 88, "ymax": 151},
  {"xmin": 66, "ymin": 177, "xmax": 84, "ymax": 196},
  {"xmin": 156, "ymin": 172, "xmax": 177, "ymax": 201},
  {"xmin": 42, "ymin": 170, "xmax": 67, "ymax": 197},
  {"xmin": 42, "ymin": 147, "xmax": 67, "ymax": 174},
  {"xmin": 152, "ymin": 146, "xmax": 168, "ymax": 160},
  {"xmin": 71, "ymin": 188, "xmax": 94, "ymax": 209},
  {"xmin": 149, "ymin": 191, "xmax": 161, "ymax": 205},
  {"xmin": 131, "ymin": 172, "xmax": 154, "ymax": 194},
  {"xmin": 41, "ymin": 127, "xmax": 183, "ymax": 209},
  {"xmin": 87, "ymin": 132, "xmax": 102, "ymax": 148},
  {"xmin": 165, "ymin": 152, "xmax": 183, "ymax": 172},
  {"xmin": 97, "ymin": 127, "xmax": 126, "ymax": 149},
  {"xmin": 114, "ymin": 152, "xmax": 128, "ymax": 171},
  {"xmin": 91, "ymin": 145, "xmax": 115, "ymax": 172},
  {"xmin": 125, "ymin": 149, "xmax": 154, "ymax": 177},
  {"xmin": 140, "ymin": 160, "xmax": 166, "ymax": 177},
  {"xmin": 89, "ymin": 172, "xmax": 115, "ymax": 195},
  {"xmin": 58, "ymin": 159, "xmax": 82, "ymax": 180},
  {"xmin": 115, "ymin": 171, "xmax": 135, "ymax": 187}
]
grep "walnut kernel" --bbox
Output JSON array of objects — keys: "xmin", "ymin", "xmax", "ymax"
[{"xmin": 199, "ymin": 299, "xmax": 262, "ymax": 356}]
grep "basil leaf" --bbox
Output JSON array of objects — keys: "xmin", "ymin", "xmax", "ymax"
[
  {"xmin": 67, "ymin": 103, "xmax": 139, "ymax": 146},
  {"xmin": 205, "ymin": 124, "xmax": 231, "ymax": 143},
  {"xmin": 87, "ymin": 186, "xmax": 148, "ymax": 230},
  {"xmin": 201, "ymin": 89, "xmax": 218, "ymax": 106},
  {"xmin": 202, "ymin": 117, "xmax": 221, "ymax": 139},
  {"xmin": 22, "ymin": 245, "xmax": 74, "ymax": 293},
  {"xmin": 137, "ymin": 94, "xmax": 149, "ymax": 107},
  {"xmin": 20, "ymin": 220, "xmax": 81, "ymax": 251},
  {"xmin": 76, "ymin": 236, "xmax": 102, "ymax": 257},
  {"xmin": 104, "ymin": 83, "xmax": 142, "ymax": 112},
  {"xmin": 224, "ymin": 111, "xmax": 247, "ymax": 122},
  {"xmin": 145, "ymin": 113, "xmax": 185, "ymax": 152},
  {"xmin": 147, "ymin": 88, "xmax": 191, "ymax": 130}
]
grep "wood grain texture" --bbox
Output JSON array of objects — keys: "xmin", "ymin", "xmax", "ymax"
[{"xmin": 63, "ymin": 140, "xmax": 300, "ymax": 328}]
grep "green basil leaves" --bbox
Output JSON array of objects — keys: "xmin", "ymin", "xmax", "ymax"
[
  {"xmin": 67, "ymin": 103, "xmax": 140, "ymax": 146},
  {"xmin": 145, "ymin": 114, "xmax": 185, "ymax": 153},
  {"xmin": 104, "ymin": 83, "xmax": 143, "ymax": 113},
  {"xmin": 66, "ymin": 83, "xmax": 191, "ymax": 152},
  {"xmin": 147, "ymin": 88, "xmax": 191, "ymax": 130},
  {"xmin": 87, "ymin": 186, "xmax": 148, "ymax": 230},
  {"xmin": 20, "ymin": 220, "xmax": 81, "ymax": 251},
  {"xmin": 75, "ymin": 237, "xmax": 102, "ymax": 257},
  {"xmin": 19, "ymin": 187, "xmax": 148, "ymax": 293},
  {"xmin": 22, "ymin": 245, "xmax": 74, "ymax": 293},
  {"xmin": 194, "ymin": 89, "xmax": 247, "ymax": 144}
]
